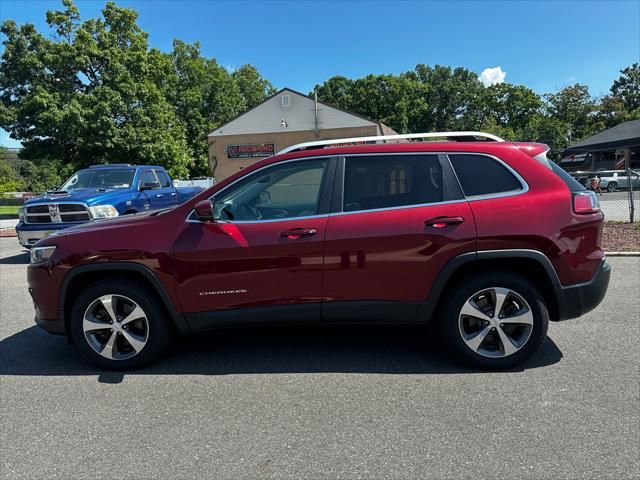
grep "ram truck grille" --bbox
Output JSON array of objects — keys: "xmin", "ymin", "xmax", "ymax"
[{"xmin": 25, "ymin": 203, "xmax": 91, "ymax": 224}]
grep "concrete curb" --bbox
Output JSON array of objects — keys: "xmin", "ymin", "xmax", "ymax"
[{"xmin": 604, "ymin": 252, "xmax": 640, "ymax": 256}]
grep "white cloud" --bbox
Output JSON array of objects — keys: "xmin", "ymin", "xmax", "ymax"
[{"xmin": 479, "ymin": 66, "xmax": 506, "ymax": 86}]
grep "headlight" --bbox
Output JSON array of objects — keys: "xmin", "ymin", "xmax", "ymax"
[
  {"xmin": 30, "ymin": 246, "xmax": 56, "ymax": 265},
  {"xmin": 18, "ymin": 207, "xmax": 25, "ymax": 222},
  {"xmin": 88, "ymin": 205, "xmax": 119, "ymax": 219}
]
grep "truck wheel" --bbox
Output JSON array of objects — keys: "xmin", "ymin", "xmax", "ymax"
[
  {"xmin": 69, "ymin": 279, "xmax": 171, "ymax": 370},
  {"xmin": 438, "ymin": 272, "xmax": 548, "ymax": 370},
  {"xmin": 607, "ymin": 182, "xmax": 617, "ymax": 192}
]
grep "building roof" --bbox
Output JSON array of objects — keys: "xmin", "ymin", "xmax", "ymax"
[
  {"xmin": 565, "ymin": 119, "xmax": 640, "ymax": 153},
  {"xmin": 207, "ymin": 87, "xmax": 395, "ymax": 137}
]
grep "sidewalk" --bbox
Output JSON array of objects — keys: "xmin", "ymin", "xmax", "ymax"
[{"xmin": 0, "ymin": 219, "xmax": 18, "ymax": 229}]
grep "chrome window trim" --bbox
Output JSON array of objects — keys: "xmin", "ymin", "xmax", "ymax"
[
  {"xmin": 186, "ymin": 155, "xmax": 332, "ymax": 224},
  {"xmin": 186, "ymin": 213, "xmax": 330, "ymax": 225},
  {"xmin": 444, "ymin": 152, "xmax": 529, "ymax": 202},
  {"xmin": 330, "ymin": 198, "xmax": 468, "ymax": 217}
]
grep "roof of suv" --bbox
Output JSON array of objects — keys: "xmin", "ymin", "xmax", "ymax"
[{"xmin": 273, "ymin": 141, "xmax": 547, "ymax": 163}]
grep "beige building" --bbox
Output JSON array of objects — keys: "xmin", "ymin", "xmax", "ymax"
[{"xmin": 207, "ymin": 88, "xmax": 397, "ymax": 180}]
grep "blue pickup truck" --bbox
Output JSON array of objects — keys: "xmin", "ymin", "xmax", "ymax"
[{"xmin": 16, "ymin": 164, "xmax": 203, "ymax": 248}]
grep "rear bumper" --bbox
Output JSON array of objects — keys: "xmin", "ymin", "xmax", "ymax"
[{"xmin": 557, "ymin": 259, "xmax": 611, "ymax": 321}]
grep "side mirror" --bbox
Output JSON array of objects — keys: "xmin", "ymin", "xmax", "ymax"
[
  {"xmin": 140, "ymin": 181, "xmax": 160, "ymax": 191},
  {"xmin": 194, "ymin": 199, "xmax": 215, "ymax": 222}
]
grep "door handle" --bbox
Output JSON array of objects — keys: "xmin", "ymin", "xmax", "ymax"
[
  {"xmin": 280, "ymin": 228, "xmax": 317, "ymax": 239},
  {"xmin": 425, "ymin": 216, "xmax": 465, "ymax": 228},
  {"xmin": 156, "ymin": 194, "xmax": 164, "ymax": 198},
  {"xmin": 170, "ymin": 192, "xmax": 177, "ymax": 196}
]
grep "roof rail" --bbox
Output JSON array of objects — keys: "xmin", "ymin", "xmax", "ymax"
[
  {"xmin": 277, "ymin": 131, "xmax": 505, "ymax": 155},
  {"xmin": 89, "ymin": 163, "xmax": 133, "ymax": 168}
]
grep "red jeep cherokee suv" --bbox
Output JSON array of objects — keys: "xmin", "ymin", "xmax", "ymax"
[{"xmin": 27, "ymin": 133, "xmax": 610, "ymax": 370}]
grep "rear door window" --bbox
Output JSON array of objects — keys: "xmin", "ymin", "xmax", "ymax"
[
  {"xmin": 343, "ymin": 155, "xmax": 443, "ymax": 212},
  {"xmin": 155, "ymin": 170, "xmax": 172, "ymax": 188},
  {"xmin": 449, "ymin": 154, "xmax": 523, "ymax": 197},
  {"xmin": 140, "ymin": 170, "xmax": 159, "ymax": 189}
]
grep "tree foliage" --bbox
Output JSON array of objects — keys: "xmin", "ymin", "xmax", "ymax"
[
  {"xmin": 314, "ymin": 64, "xmax": 639, "ymax": 160},
  {"xmin": 1, "ymin": 0, "xmax": 638, "ymax": 192},
  {"xmin": 1, "ymin": 0, "xmax": 274, "ymax": 185}
]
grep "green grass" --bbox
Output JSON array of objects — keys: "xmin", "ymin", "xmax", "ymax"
[{"xmin": 0, "ymin": 205, "xmax": 19, "ymax": 216}]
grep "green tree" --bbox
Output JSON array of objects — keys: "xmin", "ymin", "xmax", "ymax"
[
  {"xmin": 1, "ymin": 0, "xmax": 192, "ymax": 178},
  {"xmin": 312, "ymin": 76, "xmax": 355, "ymax": 109},
  {"xmin": 165, "ymin": 40, "xmax": 246, "ymax": 176},
  {"xmin": 232, "ymin": 64, "xmax": 275, "ymax": 110},
  {"xmin": 480, "ymin": 83, "xmax": 542, "ymax": 132},
  {"xmin": 593, "ymin": 94, "xmax": 633, "ymax": 130},
  {"xmin": 544, "ymin": 84, "xmax": 597, "ymax": 142},
  {"xmin": 610, "ymin": 63, "xmax": 640, "ymax": 113},
  {"xmin": 0, "ymin": 147, "xmax": 24, "ymax": 193},
  {"xmin": 404, "ymin": 64, "xmax": 484, "ymax": 132}
]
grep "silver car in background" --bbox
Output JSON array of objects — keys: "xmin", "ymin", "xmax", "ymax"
[{"xmin": 598, "ymin": 170, "xmax": 640, "ymax": 192}]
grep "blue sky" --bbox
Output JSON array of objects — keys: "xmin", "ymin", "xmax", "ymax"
[{"xmin": 1, "ymin": 0, "xmax": 639, "ymax": 147}]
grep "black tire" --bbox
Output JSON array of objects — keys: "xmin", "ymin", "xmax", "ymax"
[
  {"xmin": 607, "ymin": 182, "xmax": 617, "ymax": 192},
  {"xmin": 69, "ymin": 279, "xmax": 172, "ymax": 370},
  {"xmin": 437, "ymin": 272, "xmax": 549, "ymax": 370}
]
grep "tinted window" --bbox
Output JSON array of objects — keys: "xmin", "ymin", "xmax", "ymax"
[
  {"xmin": 140, "ymin": 171, "xmax": 158, "ymax": 187},
  {"xmin": 155, "ymin": 170, "xmax": 172, "ymax": 188},
  {"xmin": 551, "ymin": 162, "xmax": 586, "ymax": 191},
  {"xmin": 343, "ymin": 155, "xmax": 443, "ymax": 212},
  {"xmin": 213, "ymin": 159, "xmax": 328, "ymax": 221},
  {"xmin": 449, "ymin": 154, "xmax": 522, "ymax": 197},
  {"xmin": 60, "ymin": 169, "xmax": 135, "ymax": 190}
]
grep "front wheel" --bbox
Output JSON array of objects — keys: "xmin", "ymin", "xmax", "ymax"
[
  {"xmin": 438, "ymin": 273, "xmax": 549, "ymax": 370},
  {"xmin": 607, "ymin": 182, "xmax": 617, "ymax": 192},
  {"xmin": 69, "ymin": 279, "xmax": 171, "ymax": 369}
]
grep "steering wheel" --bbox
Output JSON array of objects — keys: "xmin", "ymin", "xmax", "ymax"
[{"xmin": 235, "ymin": 203, "xmax": 262, "ymax": 221}]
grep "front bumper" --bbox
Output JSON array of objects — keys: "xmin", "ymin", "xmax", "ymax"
[
  {"xmin": 16, "ymin": 222, "xmax": 74, "ymax": 248},
  {"xmin": 557, "ymin": 259, "xmax": 611, "ymax": 320},
  {"xmin": 35, "ymin": 315, "xmax": 66, "ymax": 335}
]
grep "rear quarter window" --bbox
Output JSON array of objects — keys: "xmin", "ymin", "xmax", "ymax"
[
  {"xmin": 449, "ymin": 154, "xmax": 523, "ymax": 197},
  {"xmin": 550, "ymin": 162, "xmax": 586, "ymax": 192}
]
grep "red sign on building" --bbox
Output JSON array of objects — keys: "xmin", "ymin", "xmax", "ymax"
[{"xmin": 227, "ymin": 143, "xmax": 275, "ymax": 159}]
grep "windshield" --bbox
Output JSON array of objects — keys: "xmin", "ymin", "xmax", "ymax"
[{"xmin": 60, "ymin": 169, "xmax": 136, "ymax": 190}]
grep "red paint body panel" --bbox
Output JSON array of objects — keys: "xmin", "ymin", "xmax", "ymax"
[
  {"xmin": 170, "ymin": 218, "xmax": 327, "ymax": 313},
  {"xmin": 323, "ymin": 203, "xmax": 476, "ymax": 302}
]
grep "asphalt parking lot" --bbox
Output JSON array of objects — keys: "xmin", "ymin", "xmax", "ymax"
[{"xmin": 1, "ymin": 237, "xmax": 638, "ymax": 479}]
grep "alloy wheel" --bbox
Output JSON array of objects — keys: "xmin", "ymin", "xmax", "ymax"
[
  {"xmin": 458, "ymin": 287, "xmax": 534, "ymax": 358},
  {"xmin": 82, "ymin": 294, "xmax": 149, "ymax": 360}
]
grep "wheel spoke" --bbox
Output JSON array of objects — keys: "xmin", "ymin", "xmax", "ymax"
[
  {"xmin": 464, "ymin": 326, "xmax": 491, "ymax": 352},
  {"xmin": 99, "ymin": 295, "xmax": 118, "ymax": 323},
  {"xmin": 120, "ymin": 305, "xmax": 146, "ymax": 326},
  {"xmin": 501, "ymin": 309, "xmax": 534, "ymax": 326},
  {"xmin": 493, "ymin": 288, "xmax": 509, "ymax": 318},
  {"xmin": 101, "ymin": 331, "xmax": 118, "ymax": 359},
  {"xmin": 496, "ymin": 327, "xmax": 518, "ymax": 356},
  {"xmin": 121, "ymin": 330, "xmax": 146, "ymax": 353},
  {"xmin": 83, "ymin": 315, "xmax": 111, "ymax": 332},
  {"xmin": 460, "ymin": 300, "xmax": 491, "ymax": 322}
]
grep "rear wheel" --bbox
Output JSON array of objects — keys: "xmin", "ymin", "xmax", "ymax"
[
  {"xmin": 607, "ymin": 182, "xmax": 617, "ymax": 192},
  {"xmin": 70, "ymin": 279, "xmax": 171, "ymax": 369},
  {"xmin": 438, "ymin": 272, "xmax": 548, "ymax": 370}
]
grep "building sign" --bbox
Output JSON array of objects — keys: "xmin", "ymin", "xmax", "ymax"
[{"xmin": 227, "ymin": 143, "xmax": 275, "ymax": 159}]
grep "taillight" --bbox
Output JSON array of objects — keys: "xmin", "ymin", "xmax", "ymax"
[{"xmin": 573, "ymin": 191, "xmax": 600, "ymax": 214}]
